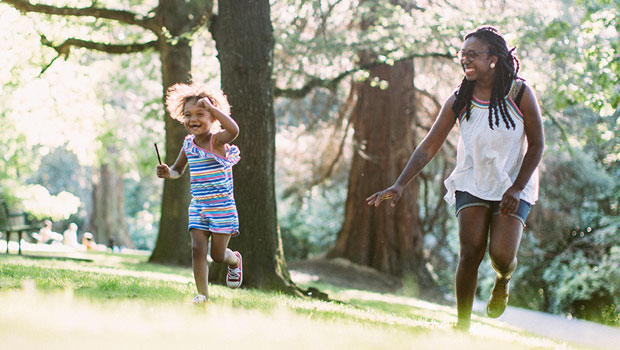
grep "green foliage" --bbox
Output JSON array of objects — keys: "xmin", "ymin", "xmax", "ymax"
[
  {"xmin": 511, "ymin": 147, "xmax": 620, "ymax": 325},
  {"xmin": 523, "ymin": 0, "xmax": 619, "ymax": 115},
  {"xmin": 505, "ymin": 0, "xmax": 620, "ymax": 326},
  {"xmin": 0, "ymin": 119, "xmax": 32, "ymax": 198},
  {"xmin": 279, "ymin": 190, "xmax": 344, "ymax": 260},
  {"xmin": 543, "ymin": 243, "xmax": 620, "ymax": 325}
]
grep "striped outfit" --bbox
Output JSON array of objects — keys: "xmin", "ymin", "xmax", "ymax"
[
  {"xmin": 184, "ymin": 134, "xmax": 241, "ymax": 235},
  {"xmin": 444, "ymin": 79, "xmax": 539, "ymax": 206}
]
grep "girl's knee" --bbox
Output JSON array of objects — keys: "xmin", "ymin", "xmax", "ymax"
[{"xmin": 192, "ymin": 242, "xmax": 208, "ymax": 258}]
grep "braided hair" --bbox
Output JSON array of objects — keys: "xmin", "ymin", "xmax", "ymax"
[{"xmin": 452, "ymin": 26, "xmax": 520, "ymax": 129}]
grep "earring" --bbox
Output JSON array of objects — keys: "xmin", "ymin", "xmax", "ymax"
[{"xmin": 490, "ymin": 62, "xmax": 496, "ymax": 69}]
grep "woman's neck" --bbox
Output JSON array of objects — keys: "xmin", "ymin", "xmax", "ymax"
[
  {"xmin": 473, "ymin": 72, "xmax": 496, "ymax": 100},
  {"xmin": 473, "ymin": 78, "xmax": 495, "ymax": 101}
]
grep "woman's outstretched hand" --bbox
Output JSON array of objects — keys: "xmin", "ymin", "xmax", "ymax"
[{"xmin": 366, "ymin": 185, "xmax": 403, "ymax": 207}]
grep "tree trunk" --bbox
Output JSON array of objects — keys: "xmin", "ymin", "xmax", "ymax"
[
  {"xmin": 149, "ymin": 1, "xmax": 198, "ymax": 266},
  {"xmin": 210, "ymin": 0, "xmax": 296, "ymax": 292},
  {"xmin": 88, "ymin": 156, "xmax": 133, "ymax": 248},
  {"xmin": 327, "ymin": 59, "xmax": 441, "ymax": 300}
]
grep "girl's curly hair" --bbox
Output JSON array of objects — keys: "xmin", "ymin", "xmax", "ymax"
[{"xmin": 165, "ymin": 83, "xmax": 231, "ymax": 122}]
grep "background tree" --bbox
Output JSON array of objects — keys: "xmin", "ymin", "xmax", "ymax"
[
  {"xmin": 208, "ymin": 0, "xmax": 296, "ymax": 291},
  {"xmin": 324, "ymin": 1, "xmax": 444, "ymax": 299},
  {"xmin": 271, "ymin": 0, "xmax": 458, "ymax": 298}
]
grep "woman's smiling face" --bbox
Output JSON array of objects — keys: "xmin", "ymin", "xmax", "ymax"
[{"xmin": 459, "ymin": 37, "xmax": 495, "ymax": 81}]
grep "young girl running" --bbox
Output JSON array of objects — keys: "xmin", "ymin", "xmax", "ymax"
[
  {"xmin": 367, "ymin": 26, "xmax": 544, "ymax": 330},
  {"xmin": 156, "ymin": 82, "xmax": 243, "ymax": 303}
]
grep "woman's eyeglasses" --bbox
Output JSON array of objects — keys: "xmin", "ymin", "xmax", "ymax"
[{"xmin": 457, "ymin": 50, "xmax": 490, "ymax": 60}]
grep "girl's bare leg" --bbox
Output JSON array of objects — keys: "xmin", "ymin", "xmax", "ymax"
[
  {"xmin": 210, "ymin": 233, "xmax": 239, "ymax": 266},
  {"xmin": 190, "ymin": 229, "xmax": 211, "ymax": 298}
]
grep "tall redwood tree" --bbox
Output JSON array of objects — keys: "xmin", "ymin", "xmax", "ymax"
[
  {"xmin": 325, "ymin": 0, "xmax": 441, "ymax": 299},
  {"xmin": 327, "ymin": 58, "xmax": 440, "ymax": 298}
]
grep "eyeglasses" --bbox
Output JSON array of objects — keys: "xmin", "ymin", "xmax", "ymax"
[{"xmin": 457, "ymin": 50, "xmax": 490, "ymax": 61}]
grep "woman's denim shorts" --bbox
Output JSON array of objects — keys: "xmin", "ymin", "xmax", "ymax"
[{"xmin": 455, "ymin": 191, "xmax": 532, "ymax": 226}]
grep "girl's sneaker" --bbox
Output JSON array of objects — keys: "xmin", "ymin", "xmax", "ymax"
[
  {"xmin": 226, "ymin": 251, "xmax": 243, "ymax": 288},
  {"xmin": 192, "ymin": 294, "xmax": 207, "ymax": 304}
]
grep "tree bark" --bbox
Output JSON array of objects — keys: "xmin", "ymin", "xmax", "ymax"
[
  {"xmin": 148, "ymin": 1, "xmax": 199, "ymax": 266},
  {"xmin": 327, "ymin": 59, "xmax": 441, "ymax": 300},
  {"xmin": 88, "ymin": 156, "xmax": 133, "ymax": 248},
  {"xmin": 209, "ymin": 0, "xmax": 296, "ymax": 292}
]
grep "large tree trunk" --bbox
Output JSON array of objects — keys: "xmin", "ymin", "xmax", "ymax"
[
  {"xmin": 149, "ymin": 1, "xmax": 201, "ymax": 266},
  {"xmin": 210, "ymin": 0, "xmax": 296, "ymax": 292},
  {"xmin": 88, "ymin": 155, "xmax": 133, "ymax": 248},
  {"xmin": 148, "ymin": 38, "xmax": 192, "ymax": 265},
  {"xmin": 327, "ymin": 59, "xmax": 441, "ymax": 300}
]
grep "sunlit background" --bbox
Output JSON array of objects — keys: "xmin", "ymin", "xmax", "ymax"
[{"xmin": 0, "ymin": 0, "xmax": 618, "ymax": 327}]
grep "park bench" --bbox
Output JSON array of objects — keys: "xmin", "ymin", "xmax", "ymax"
[{"xmin": 0, "ymin": 201, "xmax": 42, "ymax": 255}]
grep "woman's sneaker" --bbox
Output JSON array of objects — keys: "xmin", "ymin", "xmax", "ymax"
[
  {"xmin": 192, "ymin": 294, "xmax": 207, "ymax": 304},
  {"xmin": 486, "ymin": 277, "xmax": 510, "ymax": 318},
  {"xmin": 226, "ymin": 251, "xmax": 243, "ymax": 288}
]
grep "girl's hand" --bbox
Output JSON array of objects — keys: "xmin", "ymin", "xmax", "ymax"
[
  {"xmin": 156, "ymin": 164, "xmax": 171, "ymax": 178},
  {"xmin": 499, "ymin": 186, "xmax": 521, "ymax": 216},
  {"xmin": 197, "ymin": 97, "xmax": 215, "ymax": 111},
  {"xmin": 366, "ymin": 185, "xmax": 403, "ymax": 208}
]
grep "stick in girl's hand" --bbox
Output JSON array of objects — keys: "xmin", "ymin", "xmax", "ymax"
[{"xmin": 154, "ymin": 143, "xmax": 162, "ymax": 165}]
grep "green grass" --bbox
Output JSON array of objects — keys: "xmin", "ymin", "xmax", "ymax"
[{"xmin": 0, "ymin": 252, "xmax": 593, "ymax": 350}]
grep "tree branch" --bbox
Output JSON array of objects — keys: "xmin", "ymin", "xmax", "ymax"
[
  {"xmin": 275, "ymin": 52, "xmax": 453, "ymax": 98},
  {"xmin": 37, "ymin": 35, "xmax": 157, "ymax": 76},
  {"xmin": 41, "ymin": 35, "xmax": 158, "ymax": 55},
  {"xmin": 415, "ymin": 87, "xmax": 442, "ymax": 111},
  {"xmin": 3, "ymin": 0, "xmax": 161, "ymax": 33}
]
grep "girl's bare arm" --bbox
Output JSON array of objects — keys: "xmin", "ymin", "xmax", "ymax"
[
  {"xmin": 199, "ymin": 98, "xmax": 239, "ymax": 145},
  {"xmin": 156, "ymin": 148, "xmax": 188, "ymax": 179}
]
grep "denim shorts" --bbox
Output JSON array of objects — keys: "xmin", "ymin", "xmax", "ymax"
[{"xmin": 454, "ymin": 191, "xmax": 531, "ymax": 226}]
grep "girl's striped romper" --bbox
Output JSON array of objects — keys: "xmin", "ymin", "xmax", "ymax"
[{"xmin": 184, "ymin": 134, "xmax": 241, "ymax": 235}]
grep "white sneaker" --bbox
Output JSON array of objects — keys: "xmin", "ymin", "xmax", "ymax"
[
  {"xmin": 192, "ymin": 294, "xmax": 207, "ymax": 304},
  {"xmin": 226, "ymin": 251, "xmax": 243, "ymax": 288}
]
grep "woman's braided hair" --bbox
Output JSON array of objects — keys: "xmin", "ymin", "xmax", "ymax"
[{"xmin": 452, "ymin": 26, "xmax": 520, "ymax": 129}]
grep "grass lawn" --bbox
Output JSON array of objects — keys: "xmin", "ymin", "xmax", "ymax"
[{"xmin": 0, "ymin": 252, "xmax": 591, "ymax": 350}]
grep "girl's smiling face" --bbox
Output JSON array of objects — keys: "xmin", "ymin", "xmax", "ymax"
[{"xmin": 183, "ymin": 98, "xmax": 215, "ymax": 135}]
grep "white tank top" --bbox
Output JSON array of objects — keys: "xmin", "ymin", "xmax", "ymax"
[{"xmin": 443, "ymin": 80, "xmax": 539, "ymax": 205}]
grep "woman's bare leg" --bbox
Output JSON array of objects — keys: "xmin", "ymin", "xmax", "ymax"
[{"xmin": 456, "ymin": 206, "xmax": 492, "ymax": 328}]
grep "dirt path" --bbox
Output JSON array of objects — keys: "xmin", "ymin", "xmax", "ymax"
[{"xmin": 290, "ymin": 258, "xmax": 620, "ymax": 350}]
